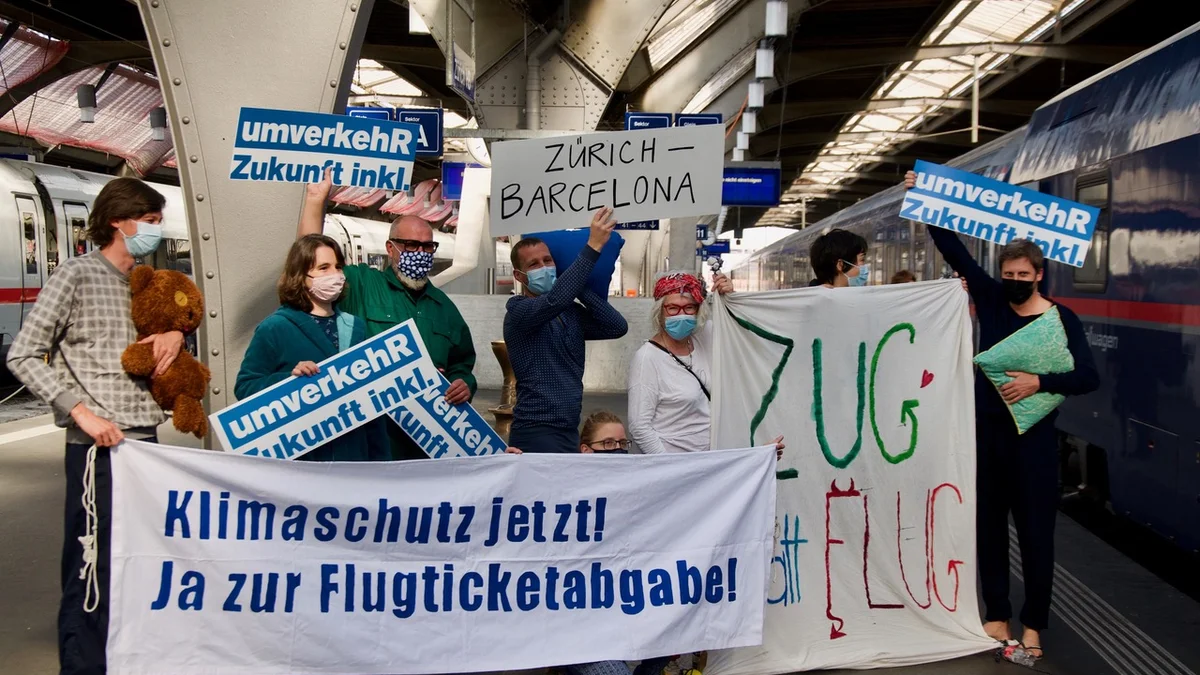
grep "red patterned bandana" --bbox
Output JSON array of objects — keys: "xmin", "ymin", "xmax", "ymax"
[{"xmin": 653, "ymin": 273, "xmax": 706, "ymax": 302}]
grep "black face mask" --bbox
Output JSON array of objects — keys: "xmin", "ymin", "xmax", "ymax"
[{"xmin": 1002, "ymin": 279, "xmax": 1035, "ymax": 305}]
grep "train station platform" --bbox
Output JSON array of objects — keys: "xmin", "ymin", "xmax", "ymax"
[{"xmin": 1, "ymin": 392, "xmax": 1197, "ymax": 675}]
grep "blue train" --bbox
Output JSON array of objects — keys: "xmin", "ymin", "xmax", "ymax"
[{"xmin": 730, "ymin": 24, "xmax": 1200, "ymax": 552}]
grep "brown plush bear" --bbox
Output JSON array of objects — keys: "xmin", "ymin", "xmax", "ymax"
[{"xmin": 121, "ymin": 266, "xmax": 211, "ymax": 438}]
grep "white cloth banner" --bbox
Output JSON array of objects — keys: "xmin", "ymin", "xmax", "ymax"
[
  {"xmin": 108, "ymin": 440, "xmax": 777, "ymax": 674},
  {"xmin": 707, "ymin": 281, "xmax": 994, "ymax": 673}
]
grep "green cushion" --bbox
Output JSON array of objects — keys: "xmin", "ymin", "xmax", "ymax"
[{"xmin": 973, "ymin": 306, "xmax": 1075, "ymax": 434}]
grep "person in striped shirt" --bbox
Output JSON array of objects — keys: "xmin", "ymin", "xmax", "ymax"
[{"xmin": 7, "ymin": 177, "xmax": 185, "ymax": 675}]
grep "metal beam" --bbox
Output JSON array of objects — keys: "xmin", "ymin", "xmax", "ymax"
[
  {"xmin": 358, "ymin": 44, "xmax": 446, "ymax": 69},
  {"xmin": 753, "ymin": 127, "xmax": 999, "ymax": 154},
  {"xmin": 0, "ymin": 40, "xmax": 151, "ymax": 118},
  {"xmin": 783, "ymin": 42, "xmax": 1140, "ymax": 85}
]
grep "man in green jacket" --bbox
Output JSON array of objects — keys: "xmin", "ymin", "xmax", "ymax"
[{"xmin": 298, "ymin": 172, "xmax": 476, "ymax": 460}]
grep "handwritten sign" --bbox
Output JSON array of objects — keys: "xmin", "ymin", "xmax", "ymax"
[
  {"xmin": 230, "ymin": 107, "xmax": 419, "ymax": 191},
  {"xmin": 389, "ymin": 372, "xmax": 507, "ymax": 458},
  {"xmin": 107, "ymin": 440, "xmax": 776, "ymax": 674},
  {"xmin": 488, "ymin": 125, "xmax": 724, "ymax": 237},
  {"xmin": 902, "ymin": 160, "xmax": 1099, "ymax": 267},
  {"xmin": 707, "ymin": 281, "xmax": 994, "ymax": 672},
  {"xmin": 209, "ymin": 320, "xmax": 437, "ymax": 459}
]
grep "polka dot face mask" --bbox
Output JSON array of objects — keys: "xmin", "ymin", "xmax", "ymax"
[{"xmin": 397, "ymin": 250, "xmax": 434, "ymax": 280}]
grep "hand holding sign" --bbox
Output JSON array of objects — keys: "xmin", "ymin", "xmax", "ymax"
[
  {"xmin": 306, "ymin": 166, "xmax": 334, "ymax": 203},
  {"xmin": 587, "ymin": 207, "xmax": 616, "ymax": 252}
]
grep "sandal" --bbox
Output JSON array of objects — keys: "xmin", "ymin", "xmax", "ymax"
[{"xmin": 1021, "ymin": 643, "xmax": 1044, "ymax": 660}]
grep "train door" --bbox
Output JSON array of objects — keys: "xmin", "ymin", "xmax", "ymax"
[
  {"xmin": 15, "ymin": 195, "xmax": 45, "ymax": 324},
  {"xmin": 63, "ymin": 202, "xmax": 91, "ymax": 258}
]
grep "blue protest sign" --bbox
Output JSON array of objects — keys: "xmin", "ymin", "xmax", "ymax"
[
  {"xmin": 230, "ymin": 107, "xmax": 420, "ymax": 191},
  {"xmin": 624, "ymin": 112, "xmax": 673, "ymax": 130},
  {"xmin": 396, "ymin": 108, "xmax": 444, "ymax": 157},
  {"xmin": 345, "ymin": 106, "xmax": 392, "ymax": 121},
  {"xmin": 616, "ymin": 220, "xmax": 660, "ymax": 230},
  {"xmin": 902, "ymin": 160, "xmax": 1100, "ymax": 267},
  {"xmin": 676, "ymin": 113, "xmax": 722, "ymax": 127},
  {"xmin": 704, "ymin": 240, "xmax": 731, "ymax": 255},
  {"xmin": 209, "ymin": 320, "xmax": 439, "ymax": 459},
  {"xmin": 388, "ymin": 372, "xmax": 506, "ymax": 458}
]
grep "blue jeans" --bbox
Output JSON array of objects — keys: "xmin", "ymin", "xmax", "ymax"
[{"xmin": 507, "ymin": 423, "xmax": 580, "ymax": 454}]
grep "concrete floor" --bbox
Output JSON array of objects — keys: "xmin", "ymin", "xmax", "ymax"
[{"xmin": 2, "ymin": 390, "xmax": 1195, "ymax": 675}]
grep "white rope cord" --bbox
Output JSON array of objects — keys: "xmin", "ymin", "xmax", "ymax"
[
  {"xmin": 80, "ymin": 444, "xmax": 100, "ymax": 613},
  {"xmin": 0, "ymin": 384, "xmax": 27, "ymax": 405}
]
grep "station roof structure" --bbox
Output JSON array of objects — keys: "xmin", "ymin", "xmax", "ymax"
[{"xmin": 0, "ymin": 0, "xmax": 1193, "ymax": 229}]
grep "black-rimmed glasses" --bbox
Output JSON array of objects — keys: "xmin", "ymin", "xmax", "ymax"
[{"xmin": 389, "ymin": 238, "xmax": 439, "ymax": 253}]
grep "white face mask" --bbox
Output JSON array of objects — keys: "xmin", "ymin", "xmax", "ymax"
[{"xmin": 307, "ymin": 272, "xmax": 345, "ymax": 303}]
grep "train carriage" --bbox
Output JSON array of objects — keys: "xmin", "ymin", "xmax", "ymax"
[{"xmin": 729, "ymin": 25, "xmax": 1200, "ymax": 551}]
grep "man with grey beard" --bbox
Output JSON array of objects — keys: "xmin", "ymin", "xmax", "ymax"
[{"xmin": 299, "ymin": 171, "xmax": 476, "ymax": 460}]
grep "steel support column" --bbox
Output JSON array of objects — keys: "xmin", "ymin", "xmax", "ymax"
[{"xmin": 138, "ymin": 0, "xmax": 372, "ymax": 428}]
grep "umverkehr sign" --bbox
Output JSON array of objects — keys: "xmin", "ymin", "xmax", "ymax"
[
  {"xmin": 489, "ymin": 125, "xmax": 724, "ymax": 237},
  {"xmin": 901, "ymin": 160, "xmax": 1099, "ymax": 268},
  {"xmin": 230, "ymin": 107, "xmax": 419, "ymax": 191},
  {"xmin": 209, "ymin": 320, "xmax": 438, "ymax": 459}
]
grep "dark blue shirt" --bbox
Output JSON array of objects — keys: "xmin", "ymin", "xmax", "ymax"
[
  {"xmin": 929, "ymin": 227, "xmax": 1100, "ymax": 424},
  {"xmin": 504, "ymin": 246, "xmax": 629, "ymax": 432}
]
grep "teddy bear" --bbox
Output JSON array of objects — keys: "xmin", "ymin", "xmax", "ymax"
[{"xmin": 121, "ymin": 266, "xmax": 212, "ymax": 438}]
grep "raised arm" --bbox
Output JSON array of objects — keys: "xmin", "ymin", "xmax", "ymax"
[
  {"xmin": 1038, "ymin": 307, "xmax": 1100, "ymax": 396},
  {"xmin": 298, "ymin": 167, "xmax": 333, "ymax": 238},
  {"xmin": 577, "ymin": 289, "xmax": 628, "ymax": 340},
  {"xmin": 505, "ymin": 208, "xmax": 615, "ymax": 331},
  {"xmin": 905, "ymin": 170, "xmax": 999, "ymax": 305}
]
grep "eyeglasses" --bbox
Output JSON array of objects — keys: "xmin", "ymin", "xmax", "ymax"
[
  {"xmin": 585, "ymin": 439, "xmax": 630, "ymax": 451},
  {"xmin": 663, "ymin": 304, "xmax": 699, "ymax": 316},
  {"xmin": 389, "ymin": 238, "xmax": 439, "ymax": 253}
]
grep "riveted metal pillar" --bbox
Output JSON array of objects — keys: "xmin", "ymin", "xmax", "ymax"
[{"xmin": 138, "ymin": 0, "xmax": 373, "ymax": 437}]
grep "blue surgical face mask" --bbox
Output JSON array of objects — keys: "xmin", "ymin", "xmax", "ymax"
[
  {"xmin": 524, "ymin": 266, "xmax": 557, "ymax": 295},
  {"xmin": 843, "ymin": 260, "xmax": 870, "ymax": 287},
  {"xmin": 124, "ymin": 221, "xmax": 163, "ymax": 258},
  {"xmin": 664, "ymin": 315, "xmax": 697, "ymax": 340}
]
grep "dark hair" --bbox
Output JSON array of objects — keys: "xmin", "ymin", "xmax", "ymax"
[
  {"xmin": 810, "ymin": 228, "xmax": 867, "ymax": 284},
  {"xmin": 890, "ymin": 269, "xmax": 916, "ymax": 284},
  {"xmin": 278, "ymin": 234, "xmax": 345, "ymax": 311},
  {"xmin": 998, "ymin": 239, "xmax": 1044, "ymax": 273},
  {"xmin": 86, "ymin": 178, "xmax": 167, "ymax": 248},
  {"xmin": 580, "ymin": 411, "xmax": 624, "ymax": 445},
  {"xmin": 510, "ymin": 237, "xmax": 545, "ymax": 272}
]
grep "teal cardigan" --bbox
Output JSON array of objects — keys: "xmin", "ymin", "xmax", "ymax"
[{"xmin": 234, "ymin": 306, "xmax": 391, "ymax": 462}]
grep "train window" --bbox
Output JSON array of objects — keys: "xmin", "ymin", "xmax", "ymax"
[
  {"xmin": 17, "ymin": 197, "xmax": 40, "ymax": 276},
  {"xmin": 1074, "ymin": 173, "xmax": 1110, "ymax": 292},
  {"xmin": 64, "ymin": 202, "xmax": 90, "ymax": 257}
]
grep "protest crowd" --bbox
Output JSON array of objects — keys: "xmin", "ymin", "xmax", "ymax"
[{"xmin": 6, "ymin": 162, "xmax": 1097, "ymax": 675}]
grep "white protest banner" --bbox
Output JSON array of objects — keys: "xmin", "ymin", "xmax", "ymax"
[
  {"xmin": 706, "ymin": 281, "xmax": 995, "ymax": 673},
  {"xmin": 389, "ymin": 371, "xmax": 507, "ymax": 458},
  {"xmin": 209, "ymin": 320, "xmax": 438, "ymax": 459},
  {"xmin": 107, "ymin": 440, "xmax": 777, "ymax": 674},
  {"xmin": 229, "ymin": 107, "xmax": 419, "ymax": 190},
  {"xmin": 489, "ymin": 125, "xmax": 724, "ymax": 237},
  {"xmin": 902, "ymin": 159, "xmax": 1100, "ymax": 267}
]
